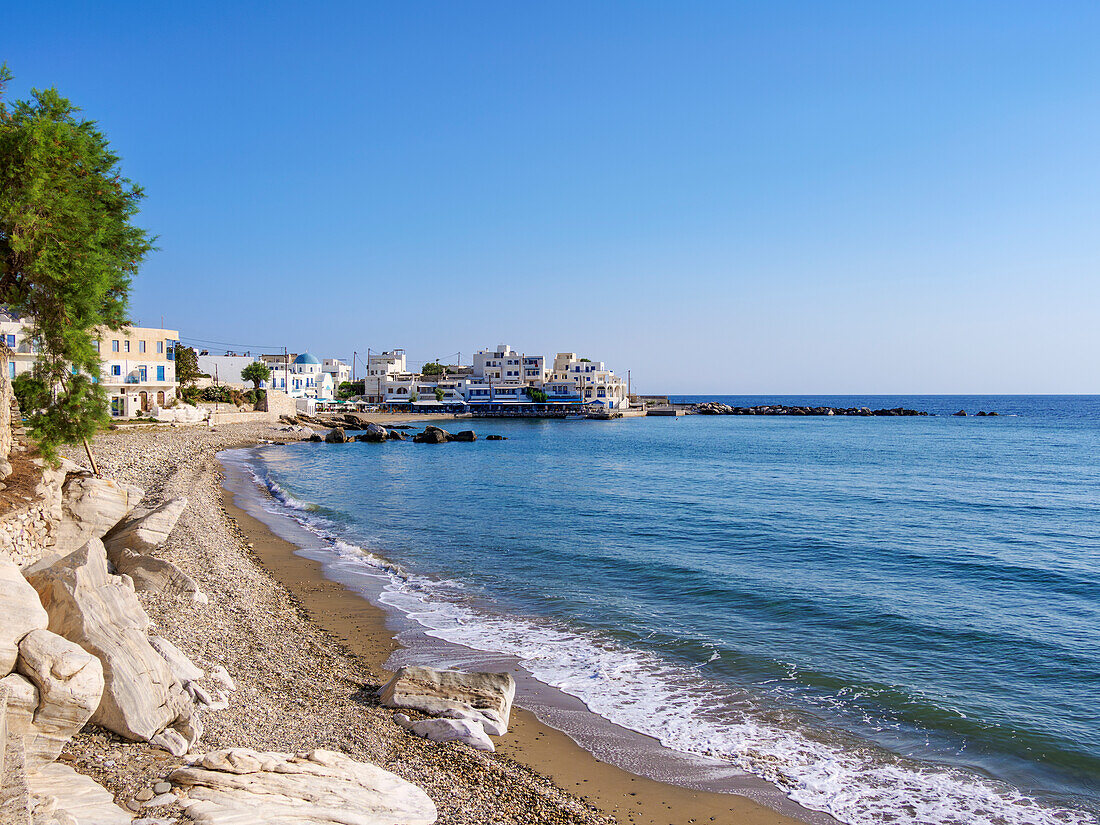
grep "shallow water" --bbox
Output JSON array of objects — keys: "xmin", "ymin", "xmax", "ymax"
[{"xmin": 233, "ymin": 396, "xmax": 1100, "ymax": 825}]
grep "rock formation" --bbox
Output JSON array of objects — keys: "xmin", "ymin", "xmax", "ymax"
[
  {"xmin": 103, "ymin": 497, "xmax": 188, "ymax": 556},
  {"xmin": 0, "ymin": 557, "xmax": 48, "ymax": 674},
  {"xmin": 169, "ymin": 748, "xmax": 437, "ymax": 824},
  {"xmin": 24, "ymin": 539, "xmax": 193, "ymax": 743},
  {"xmin": 394, "ymin": 713, "xmax": 495, "ymax": 752},
  {"xmin": 52, "ymin": 475, "xmax": 144, "ymax": 555}
]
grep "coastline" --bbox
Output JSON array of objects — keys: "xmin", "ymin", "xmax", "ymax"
[{"xmin": 219, "ymin": 445, "xmax": 811, "ymax": 825}]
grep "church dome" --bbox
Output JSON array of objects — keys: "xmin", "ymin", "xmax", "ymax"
[{"xmin": 293, "ymin": 352, "xmax": 321, "ymax": 365}]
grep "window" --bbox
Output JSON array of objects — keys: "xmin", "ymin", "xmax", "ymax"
[
  {"xmin": 112, "ymin": 340, "xmax": 120, "ymax": 353},
  {"xmin": 139, "ymin": 341, "xmax": 146, "ymax": 353},
  {"xmin": 124, "ymin": 340, "xmax": 130, "ymax": 353},
  {"xmin": 139, "ymin": 366, "xmax": 147, "ymax": 382},
  {"xmin": 111, "ymin": 365, "xmax": 121, "ymax": 376},
  {"xmin": 157, "ymin": 365, "xmax": 165, "ymax": 381},
  {"xmin": 94, "ymin": 340, "xmax": 100, "ymax": 353},
  {"xmin": 72, "ymin": 365, "xmax": 79, "ymax": 375},
  {"xmin": 157, "ymin": 340, "xmax": 164, "ymax": 354},
  {"xmin": 7, "ymin": 363, "xmax": 13, "ymax": 379},
  {"xmin": 5, "ymin": 334, "xmax": 14, "ymax": 347}
]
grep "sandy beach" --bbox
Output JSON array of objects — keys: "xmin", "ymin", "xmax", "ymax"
[{"xmin": 62, "ymin": 420, "xmax": 809, "ymax": 824}]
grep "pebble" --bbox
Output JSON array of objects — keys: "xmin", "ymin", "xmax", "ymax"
[
  {"xmin": 134, "ymin": 787, "xmax": 154, "ymax": 801},
  {"xmin": 153, "ymin": 781, "xmax": 172, "ymax": 794},
  {"xmin": 143, "ymin": 793, "xmax": 177, "ymax": 807}
]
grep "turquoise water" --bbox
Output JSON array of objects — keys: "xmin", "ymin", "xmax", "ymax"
[{"xmin": 237, "ymin": 396, "xmax": 1100, "ymax": 824}]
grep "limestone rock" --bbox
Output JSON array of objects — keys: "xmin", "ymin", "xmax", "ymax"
[
  {"xmin": 436, "ymin": 706, "xmax": 507, "ymax": 736},
  {"xmin": 0, "ymin": 680, "xmax": 32, "ymax": 825},
  {"xmin": 0, "ymin": 557, "xmax": 48, "ymax": 675},
  {"xmin": 379, "ymin": 666, "xmax": 515, "ymax": 728},
  {"xmin": 52, "ymin": 476, "xmax": 144, "ymax": 555},
  {"xmin": 169, "ymin": 748, "xmax": 437, "ymax": 824},
  {"xmin": 394, "ymin": 713, "xmax": 494, "ymax": 752},
  {"xmin": 150, "ymin": 727, "xmax": 189, "ymax": 757},
  {"xmin": 14, "ymin": 629, "xmax": 104, "ymax": 768},
  {"xmin": 24, "ymin": 540, "xmax": 191, "ymax": 742},
  {"xmin": 148, "ymin": 636, "xmax": 204, "ymax": 683},
  {"xmin": 107, "ymin": 548, "xmax": 204, "ymax": 601},
  {"xmin": 103, "ymin": 497, "xmax": 188, "ymax": 556},
  {"xmin": 208, "ymin": 666, "xmax": 236, "ymax": 693},
  {"xmin": 386, "ymin": 429, "xmax": 407, "ymax": 440},
  {"xmin": 26, "ymin": 762, "xmax": 132, "ymax": 825},
  {"xmin": 324, "ymin": 427, "xmax": 347, "ymax": 444}
]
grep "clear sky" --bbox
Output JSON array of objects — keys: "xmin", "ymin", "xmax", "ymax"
[{"xmin": 4, "ymin": 2, "xmax": 1098, "ymax": 394}]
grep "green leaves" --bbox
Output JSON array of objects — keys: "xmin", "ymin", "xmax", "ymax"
[
  {"xmin": 240, "ymin": 361, "xmax": 271, "ymax": 389},
  {"xmin": 1, "ymin": 67, "xmax": 152, "ymax": 459}
]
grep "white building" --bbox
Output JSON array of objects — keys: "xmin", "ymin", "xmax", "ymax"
[
  {"xmin": 287, "ymin": 353, "xmax": 334, "ymax": 401},
  {"xmin": 549, "ymin": 352, "xmax": 629, "ymax": 409},
  {"xmin": 196, "ymin": 354, "xmax": 259, "ymax": 389},
  {"xmin": 322, "ymin": 358, "xmax": 351, "ymax": 387},
  {"xmin": 364, "ymin": 350, "xmax": 407, "ymax": 403}
]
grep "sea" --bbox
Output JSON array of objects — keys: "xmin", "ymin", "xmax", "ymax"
[{"xmin": 219, "ymin": 395, "xmax": 1100, "ymax": 825}]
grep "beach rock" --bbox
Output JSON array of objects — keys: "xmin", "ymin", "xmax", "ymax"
[
  {"xmin": 26, "ymin": 762, "xmax": 132, "ymax": 825},
  {"xmin": 451, "ymin": 430, "xmax": 476, "ymax": 442},
  {"xmin": 0, "ymin": 557, "xmax": 49, "ymax": 676},
  {"xmin": 412, "ymin": 426, "xmax": 450, "ymax": 444},
  {"xmin": 24, "ymin": 539, "xmax": 192, "ymax": 742},
  {"xmin": 208, "ymin": 666, "xmax": 236, "ymax": 693},
  {"xmin": 954, "ymin": 410, "xmax": 967, "ymax": 416},
  {"xmin": 52, "ymin": 476, "xmax": 144, "ymax": 555},
  {"xmin": 394, "ymin": 713, "xmax": 494, "ymax": 752},
  {"xmin": 169, "ymin": 748, "xmax": 437, "ymax": 825},
  {"xmin": 484, "ymin": 435, "xmax": 506, "ymax": 441},
  {"xmin": 379, "ymin": 666, "xmax": 515, "ymax": 728},
  {"xmin": 150, "ymin": 727, "xmax": 189, "ymax": 757},
  {"xmin": 386, "ymin": 429, "xmax": 407, "ymax": 441},
  {"xmin": 103, "ymin": 497, "xmax": 188, "ymax": 556},
  {"xmin": 324, "ymin": 428, "xmax": 347, "ymax": 444},
  {"xmin": 357, "ymin": 423, "xmax": 388, "ymax": 443},
  {"xmin": 148, "ymin": 636, "xmax": 204, "ymax": 683},
  {"xmin": 109, "ymin": 548, "xmax": 205, "ymax": 601},
  {"xmin": 13, "ymin": 629, "xmax": 104, "ymax": 768},
  {"xmin": 436, "ymin": 706, "xmax": 507, "ymax": 736},
  {"xmin": 307, "ymin": 434, "xmax": 323, "ymax": 442}
]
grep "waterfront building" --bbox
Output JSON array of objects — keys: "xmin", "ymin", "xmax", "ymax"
[
  {"xmin": 197, "ymin": 353, "xmax": 259, "ymax": 389},
  {"xmin": 548, "ymin": 353, "xmax": 629, "ymax": 409},
  {"xmin": 322, "ymin": 358, "xmax": 351, "ymax": 387},
  {"xmin": 287, "ymin": 352, "xmax": 334, "ymax": 401},
  {"xmin": 98, "ymin": 325, "xmax": 181, "ymax": 416},
  {"xmin": 364, "ymin": 350, "xmax": 407, "ymax": 403}
]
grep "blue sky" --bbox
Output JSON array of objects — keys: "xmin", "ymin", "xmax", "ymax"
[{"xmin": 4, "ymin": 2, "xmax": 1099, "ymax": 393}]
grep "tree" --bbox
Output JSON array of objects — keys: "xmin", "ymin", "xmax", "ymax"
[
  {"xmin": 525, "ymin": 387, "xmax": 548, "ymax": 403},
  {"xmin": 433, "ymin": 387, "xmax": 445, "ymax": 403},
  {"xmin": 240, "ymin": 361, "xmax": 270, "ymax": 390},
  {"xmin": 0, "ymin": 66, "xmax": 153, "ymax": 459},
  {"xmin": 174, "ymin": 345, "xmax": 200, "ymax": 389},
  {"xmin": 422, "ymin": 362, "xmax": 445, "ymax": 376}
]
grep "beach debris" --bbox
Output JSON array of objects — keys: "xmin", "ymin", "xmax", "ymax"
[
  {"xmin": 394, "ymin": 712, "xmax": 495, "ymax": 752},
  {"xmin": 24, "ymin": 539, "xmax": 195, "ymax": 744},
  {"xmin": 169, "ymin": 748, "xmax": 438, "ymax": 824},
  {"xmin": 3, "ymin": 629, "xmax": 104, "ymax": 768},
  {"xmin": 103, "ymin": 497, "xmax": 188, "ymax": 556},
  {"xmin": 379, "ymin": 665, "xmax": 515, "ymax": 733}
]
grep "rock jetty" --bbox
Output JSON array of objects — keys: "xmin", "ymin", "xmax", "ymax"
[{"xmin": 692, "ymin": 402, "xmax": 928, "ymax": 416}]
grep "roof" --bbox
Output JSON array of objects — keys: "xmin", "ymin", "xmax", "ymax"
[{"xmin": 293, "ymin": 352, "xmax": 321, "ymax": 365}]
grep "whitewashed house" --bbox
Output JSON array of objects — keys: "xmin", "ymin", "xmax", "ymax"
[{"xmin": 287, "ymin": 353, "xmax": 334, "ymax": 401}]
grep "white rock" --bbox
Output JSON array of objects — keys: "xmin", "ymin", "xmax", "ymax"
[
  {"xmin": 150, "ymin": 728, "xmax": 189, "ymax": 757},
  {"xmin": 170, "ymin": 748, "xmax": 437, "ymax": 824},
  {"xmin": 208, "ymin": 666, "xmax": 236, "ymax": 693},
  {"xmin": 26, "ymin": 762, "xmax": 132, "ymax": 825},
  {"xmin": 14, "ymin": 629, "xmax": 104, "ymax": 768},
  {"xmin": 379, "ymin": 666, "xmax": 515, "ymax": 728},
  {"xmin": 148, "ymin": 636, "xmax": 204, "ymax": 683},
  {"xmin": 436, "ymin": 706, "xmax": 508, "ymax": 736},
  {"xmin": 394, "ymin": 713, "xmax": 495, "ymax": 752},
  {"xmin": 0, "ymin": 557, "xmax": 48, "ymax": 676},
  {"xmin": 107, "ymin": 549, "xmax": 204, "ymax": 600},
  {"xmin": 142, "ymin": 793, "xmax": 176, "ymax": 807},
  {"xmin": 103, "ymin": 497, "xmax": 188, "ymax": 556},
  {"xmin": 52, "ymin": 476, "xmax": 144, "ymax": 555},
  {"xmin": 24, "ymin": 540, "xmax": 191, "ymax": 742},
  {"xmin": 185, "ymin": 682, "xmax": 214, "ymax": 707}
]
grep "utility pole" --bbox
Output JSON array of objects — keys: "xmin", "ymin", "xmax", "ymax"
[
  {"xmin": 352, "ymin": 350, "xmax": 356, "ymax": 384},
  {"xmin": 284, "ymin": 347, "xmax": 289, "ymax": 397}
]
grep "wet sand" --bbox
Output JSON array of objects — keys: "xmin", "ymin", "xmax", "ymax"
[{"xmin": 222, "ymin": 479, "xmax": 808, "ymax": 825}]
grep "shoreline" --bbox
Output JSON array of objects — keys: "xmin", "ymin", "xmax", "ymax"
[{"xmin": 218, "ymin": 437, "xmax": 818, "ymax": 825}]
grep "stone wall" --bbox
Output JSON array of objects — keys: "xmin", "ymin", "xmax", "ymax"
[
  {"xmin": 0, "ymin": 460, "xmax": 65, "ymax": 569},
  {"xmin": 259, "ymin": 389, "xmax": 296, "ymax": 418},
  {"xmin": 207, "ymin": 410, "xmax": 275, "ymax": 425}
]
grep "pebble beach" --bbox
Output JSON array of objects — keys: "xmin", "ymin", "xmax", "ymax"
[{"xmin": 59, "ymin": 420, "xmax": 801, "ymax": 825}]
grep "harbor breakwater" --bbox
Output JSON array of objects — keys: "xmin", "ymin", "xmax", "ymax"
[{"xmin": 692, "ymin": 401, "xmax": 929, "ymax": 416}]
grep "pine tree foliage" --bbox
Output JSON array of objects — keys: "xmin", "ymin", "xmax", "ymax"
[{"xmin": 0, "ymin": 66, "xmax": 153, "ymax": 458}]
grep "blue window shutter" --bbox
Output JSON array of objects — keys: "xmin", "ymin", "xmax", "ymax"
[{"xmin": 157, "ymin": 366, "xmax": 165, "ymax": 381}]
